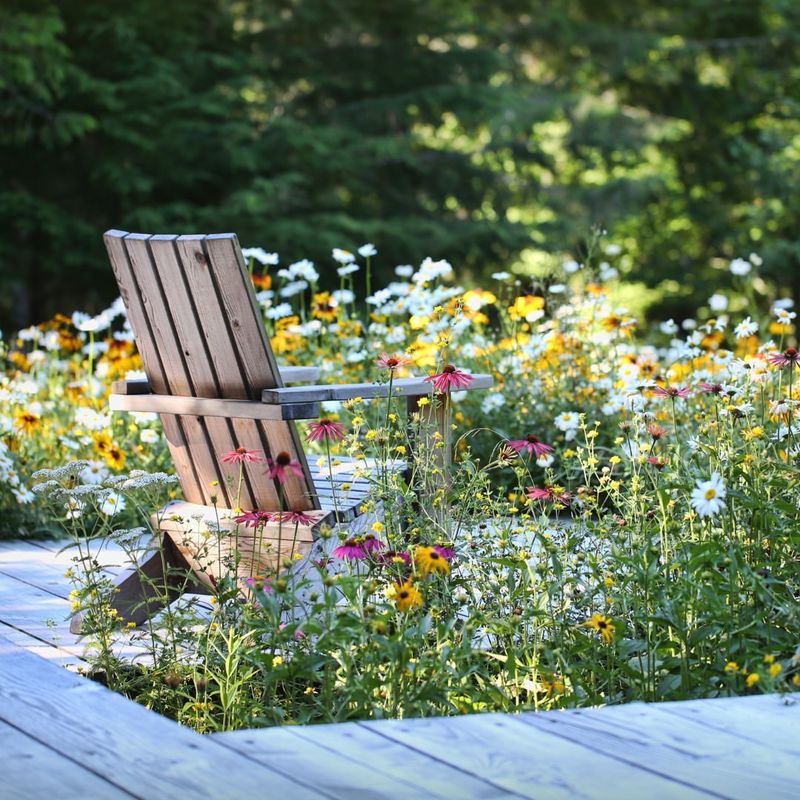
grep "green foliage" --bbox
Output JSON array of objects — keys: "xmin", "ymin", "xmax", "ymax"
[{"xmin": 1, "ymin": 1, "xmax": 799, "ymax": 328}]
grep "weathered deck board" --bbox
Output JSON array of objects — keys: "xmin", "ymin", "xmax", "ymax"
[
  {"xmin": 0, "ymin": 718, "xmax": 133, "ymax": 799},
  {"xmin": 2, "ymin": 537, "xmax": 799, "ymax": 799},
  {"xmin": 519, "ymin": 697, "xmax": 800, "ymax": 800},
  {"xmin": 358, "ymin": 712, "xmax": 717, "ymax": 799},
  {"xmin": 0, "ymin": 635, "xmax": 327, "ymax": 799},
  {"xmin": 217, "ymin": 723, "xmax": 519, "ymax": 799}
]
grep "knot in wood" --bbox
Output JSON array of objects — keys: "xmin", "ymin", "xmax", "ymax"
[{"xmin": 194, "ymin": 250, "xmax": 207, "ymax": 265}]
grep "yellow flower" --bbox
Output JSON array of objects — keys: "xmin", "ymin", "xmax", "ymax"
[
  {"xmin": 769, "ymin": 663, "xmax": 782, "ymax": 678},
  {"xmin": 371, "ymin": 521, "xmax": 385, "ymax": 534},
  {"xmin": 763, "ymin": 654, "xmax": 775, "ymax": 664},
  {"xmin": 414, "ymin": 546, "xmax": 450, "ymax": 577},
  {"xmin": 15, "ymin": 409, "xmax": 41, "ymax": 435},
  {"xmin": 724, "ymin": 661, "xmax": 740, "ymax": 674},
  {"xmin": 103, "ymin": 444, "xmax": 126, "ymax": 470},
  {"xmin": 584, "ymin": 613, "xmax": 615, "ymax": 644},
  {"xmin": 391, "ymin": 580, "xmax": 423, "ymax": 612},
  {"xmin": 272, "ymin": 656, "xmax": 284, "ymax": 668},
  {"xmin": 746, "ymin": 672, "xmax": 760, "ymax": 688},
  {"xmin": 508, "ymin": 295, "xmax": 545, "ymax": 322}
]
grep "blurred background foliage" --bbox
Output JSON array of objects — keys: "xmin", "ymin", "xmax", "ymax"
[{"xmin": 2, "ymin": 0, "xmax": 799, "ymax": 329}]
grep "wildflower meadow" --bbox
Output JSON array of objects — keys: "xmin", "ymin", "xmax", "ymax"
[{"xmin": 6, "ymin": 236, "xmax": 800, "ymax": 731}]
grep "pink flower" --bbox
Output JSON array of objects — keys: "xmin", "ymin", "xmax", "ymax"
[
  {"xmin": 270, "ymin": 510, "xmax": 317, "ymax": 525},
  {"xmin": 527, "ymin": 486, "xmax": 572, "ymax": 506},
  {"xmin": 375, "ymin": 352, "xmax": 413, "ymax": 371},
  {"xmin": 333, "ymin": 538, "xmax": 367, "ymax": 559},
  {"xmin": 768, "ymin": 348, "xmax": 800, "ymax": 368},
  {"xmin": 266, "ymin": 451, "xmax": 304, "ymax": 484},
  {"xmin": 508, "ymin": 434, "xmax": 554, "ymax": 458},
  {"xmin": 653, "ymin": 385, "xmax": 691, "ymax": 399},
  {"xmin": 698, "ymin": 382, "xmax": 724, "ymax": 395},
  {"xmin": 242, "ymin": 576, "xmax": 272, "ymax": 592},
  {"xmin": 375, "ymin": 550, "xmax": 412, "ymax": 566},
  {"xmin": 425, "ymin": 364, "xmax": 474, "ymax": 393},
  {"xmin": 647, "ymin": 457, "xmax": 666, "ymax": 470},
  {"xmin": 233, "ymin": 510, "xmax": 272, "ymax": 527},
  {"xmin": 220, "ymin": 447, "xmax": 263, "ymax": 464},
  {"xmin": 433, "ymin": 544, "xmax": 456, "ymax": 561},
  {"xmin": 361, "ymin": 534, "xmax": 385, "ymax": 553},
  {"xmin": 306, "ymin": 418, "xmax": 347, "ymax": 442}
]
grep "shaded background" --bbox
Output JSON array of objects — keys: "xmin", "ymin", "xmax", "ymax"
[{"xmin": 2, "ymin": 0, "xmax": 799, "ymax": 330}]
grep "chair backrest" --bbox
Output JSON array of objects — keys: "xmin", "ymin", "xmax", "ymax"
[{"xmin": 104, "ymin": 230, "xmax": 317, "ymax": 513}]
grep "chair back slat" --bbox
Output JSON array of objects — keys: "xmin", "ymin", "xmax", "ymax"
[{"xmin": 104, "ymin": 230, "xmax": 317, "ymax": 513}]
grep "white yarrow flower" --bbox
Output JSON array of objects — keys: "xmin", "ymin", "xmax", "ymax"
[
  {"xmin": 708, "ymin": 294, "xmax": 729, "ymax": 312},
  {"xmin": 358, "ymin": 243, "xmax": 377, "ymax": 258},
  {"xmin": 729, "ymin": 257, "xmax": 751, "ymax": 276}
]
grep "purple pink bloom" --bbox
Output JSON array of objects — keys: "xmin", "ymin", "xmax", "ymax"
[
  {"xmin": 375, "ymin": 352, "xmax": 413, "ymax": 370},
  {"xmin": 653, "ymin": 385, "xmax": 691, "ymax": 399},
  {"xmin": 698, "ymin": 382, "xmax": 724, "ymax": 395},
  {"xmin": 507, "ymin": 434, "xmax": 554, "ymax": 458},
  {"xmin": 333, "ymin": 538, "xmax": 367, "ymax": 559},
  {"xmin": 266, "ymin": 451, "xmax": 304, "ymax": 484},
  {"xmin": 220, "ymin": 447, "xmax": 263, "ymax": 464},
  {"xmin": 233, "ymin": 510, "xmax": 273, "ymax": 527},
  {"xmin": 527, "ymin": 486, "xmax": 572, "ymax": 506},
  {"xmin": 306, "ymin": 418, "xmax": 347, "ymax": 442},
  {"xmin": 768, "ymin": 348, "xmax": 800, "ymax": 368},
  {"xmin": 425, "ymin": 364, "xmax": 474, "ymax": 393}
]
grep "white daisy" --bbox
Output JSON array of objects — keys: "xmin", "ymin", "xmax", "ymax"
[{"xmin": 690, "ymin": 473, "xmax": 726, "ymax": 517}]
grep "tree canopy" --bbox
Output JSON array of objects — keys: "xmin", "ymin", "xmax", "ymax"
[{"xmin": 2, "ymin": 0, "xmax": 798, "ymax": 328}]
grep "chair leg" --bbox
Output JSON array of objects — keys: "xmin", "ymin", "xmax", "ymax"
[{"xmin": 69, "ymin": 537, "xmax": 199, "ymax": 634}]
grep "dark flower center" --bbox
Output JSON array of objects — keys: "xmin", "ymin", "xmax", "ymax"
[
  {"xmin": 443, "ymin": 364, "xmax": 456, "ymax": 374},
  {"xmin": 399, "ymin": 591, "xmax": 409, "ymax": 599},
  {"xmin": 598, "ymin": 620, "xmax": 607, "ymax": 629},
  {"xmin": 387, "ymin": 357, "xmax": 399, "ymax": 367},
  {"xmin": 319, "ymin": 418, "xmax": 332, "ymax": 426},
  {"xmin": 236, "ymin": 447, "xmax": 247, "ymax": 454},
  {"xmin": 526, "ymin": 434, "xmax": 539, "ymax": 443},
  {"xmin": 276, "ymin": 451, "xmax": 291, "ymax": 466},
  {"xmin": 430, "ymin": 551, "xmax": 440, "ymax": 560},
  {"xmin": 786, "ymin": 348, "xmax": 798, "ymax": 358}
]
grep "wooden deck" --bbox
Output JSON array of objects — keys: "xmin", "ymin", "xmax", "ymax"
[{"xmin": 1, "ymin": 537, "xmax": 798, "ymax": 799}]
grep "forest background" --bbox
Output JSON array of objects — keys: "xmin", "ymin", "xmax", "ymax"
[{"xmin": 2, "ymin": 0, "xmax": 799, "ymax": 329}]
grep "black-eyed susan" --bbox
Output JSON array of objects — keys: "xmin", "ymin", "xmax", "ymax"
[
  {"xmin": 103, "ymin": 443, "xmax": 126, "ymax": 470},
  {"xmin": 14, "ymin": 409, "xmax": 41, "ymax": 435},
  {"xmin": 391, "ymin": 580, "xmax": 423, "ymax": 612},
  {"xmin": 414, "ymin": 545, "xmax": 450, "ymax": 577},
  {"xmin": 584, "ymin": 613, "xmax": 615, "ymax": 644}
]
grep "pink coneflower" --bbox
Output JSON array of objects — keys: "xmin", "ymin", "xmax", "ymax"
[
  {"xmin": 233, "ymin": 510, "xmax": 272, "ymax": 527},
  {"xmin": 266, "ymin": 451, "xmax": 304, "ymax": 484},
  {"xmin": 333, "ymin": 538, "xmax": 367, "ymax": 559},
  {"xmin": 306, "ymin": 418, "xmax": 347, "ymax": 442},
  {"xmin": 425, "ymin": 364, "xmax": 474, "ymax": 393},
  {"xmin": 433, "ymin": 544, "xmax": 456, "ymax": 561},
  {"xmin": 270, "ymin": 510, "xmax": 317, "ymax": 526},
  {"xmin": 220, "ymin": 447, "xmax": 263, "ymax": 464},
  {"xmin": 242, "ymin": 575, "xmax": 272, "ymax": 591},
  {"xmin": 647, "ymin": 457, "xmax": 667, "ymax": 470},
  {"xmin": 376, "ymin": 550, "xmax": 412, "ymax": 566},
  {"xmin": 508, "ymin": 434, "xmax": 554, "ymax": 458},
  {"xmin": 698, "ymin": 382, "xmax": 724, "ymax": 395},
  {"xmin": 527, "ymin": 486, "xmax": 572, "ymax": 506},
  {"xmin": 653, "ymin": 385, "xmax": 691, "ymax": 399},
  {"xmin": 768, "ymin": 348, "xmax": 800, "ymax": 368},
  {"xmin": 647, "ymin": 423, "xmax": 667, "ymax": 440},
  {"xmin": 375, "ymin": 352, "xmax": 413, "ymax": 370},
  {"xmin": 361, "ymin": 534, "xmax": 385, "ymax": 553}
]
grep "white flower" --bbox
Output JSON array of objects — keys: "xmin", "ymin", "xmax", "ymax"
[
  {"xmin": 13, "ymin": 485, "xmax": 35, "ymax": 504},
  {"xmin": 536, "ymin": 453, "xmax": 555, "ymax": 468},
  {"xmin": 599, "ymin": 264, "xmax": 618, "ymax": 281},
  {"xmin": 548, "ymin": 283, "xmax": 566, "ymax": 294},
  {"xmin": 554, "ymin": 411, "xmax": 580, "ymax": 432},
  {"xmin": 332, "ymin": 248, "xmax": 355, "ymax": 264},
  {"xmin": 287, "ymin": 259, "xmax": 318, "ymax": 282},
  {"xmin": 729, "ymin": 257, "xmax": 751, "ymax": 276},
  {"xmin": 605, "ymin": 244, "xmax": 622, "ymax": 256},
  {"xmin": 279, "ymin": 280, "xmax": 308, "ymax": 298},
  {"xmin": 481, "ymin": 393, "xmax": 505, "ymax": 414},
  {"xmin": 332, "ymin": 289, "xmax": 355, "ymax": 305},
  {"xmin": 690, "ymin": 472, "xmax": 726, "ymax": 518},
  {"xmin": 72, "ymin": 310, "xmax": 112, "ymax": 334},
  {"xmin": 358, "ymin": 243, "xmax": 377, "ymax": 258},
  {"xmin": 734, "ymin": 317, "xmax": 758, "ymax": 339},
  {"xmin": 140, "ymin": 429, "xmax": 160, "ymax": 444},
  {"xmin": 75, "ymin": 407, "xmax": 111, "ymax": 431},
  {"xmin": 100, "ymin": 491, "xmax": 126, "ymax": 516},
  {"xmin": 659, "ymin": 319, "xmax": 678, "ymax": 335},
  {"xmin": 242, "ymin": 248, "xmax": 279, "ymax": 266},
  {"xmin": 64, "ymin": 497, "xmax": 85, "ymax": 519},
  {"xmin": 395, "ymin": 265, "xmax": 414, "ymax": 278},
  {"xmin": 775, "ymin": 308, "xmax": 797, "ymax": 324},
  {"xmin": 491, "ymin": 271, "xmax": 511, "ymax": 281},
  {"xmin": 80, "ymin": 461, "xmax": 109, "ymax": 485},
  {"xmin": 708, "ymin": 294, "xmax": 729, "ymax": 312},
  {"xmin": 337, "ymin": 264, "xmax": 360, "ymax": 277},
  {"xmin": 563, "ymin": 259, "xmax": 582, "ymax": 274},
  {"xmin": 266, "ymin": 303, "xmax": 293, "ymax": 320},
  {"xmin": 17, "ymin": 326, "xmax": 40, "ymax": 342},
  {"xmin": 773, "ymin": 298, "xmax": 794, "ymax": 310},
  {"xmin": 681, "ymin": 318, "xmax": 697, "ymax": 331},
  {"xmin": 413, "ymin": 258, "xmax": 453, "ymax": 285}
]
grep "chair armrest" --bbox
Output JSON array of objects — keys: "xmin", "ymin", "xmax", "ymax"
[
  {"xmin": 110, "ymin": 392, "xmax": 319, "ymax": 421},
  {"xmin": 111, "ymin": 365, "xmax": 320, "ymax": 396},
  {"xmin": 261, "ymin": 374, "xmax": 494, "ymax": 404}
]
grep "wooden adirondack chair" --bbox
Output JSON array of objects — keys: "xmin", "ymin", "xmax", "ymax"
[{"xmin": 70, "ymin": 230, "xmax": 492, "ymax": 632}]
